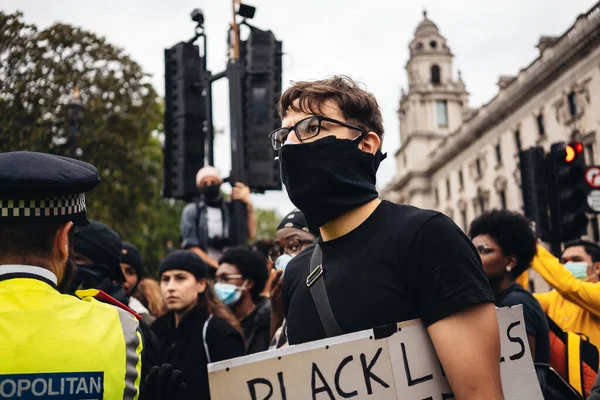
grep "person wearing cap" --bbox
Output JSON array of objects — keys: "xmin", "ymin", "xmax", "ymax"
[
  {"xmin": 121, "ymin": 241, "xmax": 145, "ymax": 296},
  {"xmin": 152, "ymin": 250, "xmax": 245, "ymax": 400},
  {"xmin": 69, "ymin": 219, "xmax": 129, "ymax": 304},
  {"xmin": 0, "ymin": 151, "xmax": 142, "ymax": 399},
  {"xmin": 121, "ymin": 242, "xmax": 153, "ymax": 322},
  {"xmin": 179, "ymin": 166, "xmax": 257, "ymax": 270},
  {"xmin": 268, "ymin": 210, "xmax": 317, "ymax": 349}
]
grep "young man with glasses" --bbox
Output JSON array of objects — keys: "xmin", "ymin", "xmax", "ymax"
[{"xmin": 271, "ymin": 76, "xmax": 503, "ymax": 399}]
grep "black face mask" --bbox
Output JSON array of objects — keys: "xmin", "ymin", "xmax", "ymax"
[
  {"xmin": 200, "ymin": 184, "xmax": 222, "ymax": 205},
  {"xmin": 279, "ymin": 135, "xmax": 386, "ymax": 230}
]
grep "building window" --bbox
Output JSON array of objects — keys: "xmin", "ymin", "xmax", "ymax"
[
  {"xmin": 568, "ymin": 92, "xmax": 578, "ymax": 117},
  {"xmin": 514, "ymin": 130, "xmax": 522, "ymax": 151},
  {"xmin": 435, "ymin": 187, "xmax": 439, "ymax": 205},
  {"xmin": 475, "ymin": 158, "xmax": 482, "ymax": 178},
  {"xmin": 431, "ymin": 65, "xmax": 441, "ymax": 85},
  {"xmin": 446, "ymin": 178, "xmax": 451, "ymax": 199},
  {"xmin": 536, "ymin": 114, "xmax": 545, "ymax": 136},
  {"xmin": 586, "ymin": 144, "xmax": 595, "ymax": 164},
  {"xmin": 415, "ymin": 42, "xmax": 424, "ymax": 50},
  {"xmin": 461, "ymin": 209, "xmax": 468, "ymax": 232},
  {"xmin": 430, "ymin": 40, "xmax": 438, "ymax": 49},
  {"xmin": 436, "ymin": 100, "xmax": 448, "ymax": 127},
  {"xmin": 495, "ymin": 143, "xmax": 502, "ymax": 166},
  {"xmin": 478, "ymin": 196, "xmax": 486, "ymax": 215},
  {"xmin": 458, "ymin": 170, "xmax": 464, "ymax": 190},
  {"xmin": 499, "ymin": 190, "xmax": 507, "ymax": 210}
]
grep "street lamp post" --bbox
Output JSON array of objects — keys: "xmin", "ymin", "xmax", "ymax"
[{"xmin": 67, "ymin": 87, "xmax": 85, "ymax": 158}]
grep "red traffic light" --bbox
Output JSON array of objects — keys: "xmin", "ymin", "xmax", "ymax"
[{"xmin": 565, "ymin": 142, "xmax": 583, "ymax": 163}]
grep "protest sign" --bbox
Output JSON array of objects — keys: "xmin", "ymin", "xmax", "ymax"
[{"xmin": 208, "ymin": 306, "xmax": 543, "ymax": 399}]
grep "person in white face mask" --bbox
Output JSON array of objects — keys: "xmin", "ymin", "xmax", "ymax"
[
  {"xmin": 268, "ymin": 210, "xmax": 316, "ymax": 349},
  {"xmin": 532, "ymin": 239, "xmax": 600, "ymax": 349},
  {"xmin": 215, "ymin": 247, "xmax": 270, "ymax": 354}
]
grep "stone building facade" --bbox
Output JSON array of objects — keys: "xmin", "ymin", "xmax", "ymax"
[{"xmin": 382, "ymin": 4, "xmax": 600, "ymax": 243}]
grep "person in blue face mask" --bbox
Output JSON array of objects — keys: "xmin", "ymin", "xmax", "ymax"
[
  {"xmin": 269, "ymin": 210, "xmax": 316, "ymax": 349},
  {"xmin": 215, "ymin": 247, "xmax": 270, "ymax": 354}
]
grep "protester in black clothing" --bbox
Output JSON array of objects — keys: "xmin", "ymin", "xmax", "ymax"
[
  {"xmin": 469, "ymin": 209, "xmax": 550, "ymax": 364},
  {"xmin": 153, "ymin": 250, "xmax": 244, "ymax": 400},
  {"xmin": 270, "ymin": 76, "xmax": 503, "ymax": 399},
  {"xmin": 69, "ymin": 220, "xmax": 159, "ymax": 397},
  {"xmin": 215, "ymin": 247, "xmax": 271, "ymax": 354},
  {"xmin": 120, "ymin": 241, "xmax": 154, "ymax": 323},
  {"xmin": 71, "ymin": 220, "xmax": 128, "ymax": 303},
  {"xmin": 180, "ymin": 166, "xmax": 257, "ymax": 271}
]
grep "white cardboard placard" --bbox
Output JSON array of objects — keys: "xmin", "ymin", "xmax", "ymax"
[{"xmin": 208, "ymin": 306, "xmax": 543, "ymax": 399}]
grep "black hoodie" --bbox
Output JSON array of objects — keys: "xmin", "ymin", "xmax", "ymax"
[{"xmin": 152, "ymin": 306, "xmax": 245, "ymax": 400}]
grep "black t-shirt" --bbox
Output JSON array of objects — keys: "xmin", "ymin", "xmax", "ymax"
[
  {"xmin": 282, "ymin": 201, "xmax": 495, "ymax": 345},
  {"xmin": 498, "ymin": 283, "xmax": 550, "ymax": 364}
]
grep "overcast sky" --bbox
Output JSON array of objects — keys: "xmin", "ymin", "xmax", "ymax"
[{"xmin": 3, "ymin": 0, "xmax": 597, "ymax": 215}]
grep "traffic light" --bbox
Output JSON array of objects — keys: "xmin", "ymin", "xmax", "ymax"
[
  {"xmin": 240, "ymin": 28, "xmax": 283, "ymax": 193},
  {"xmin": 163, "ymin": 42, "xmax": 207, "ymax": 201},
  {"xmin": 547, "ymin": 141, "xmax": 588, "ymax": 242},
  {"xmin": 519, "ymin": 147, "xmax": 551, "ymax": 241}
]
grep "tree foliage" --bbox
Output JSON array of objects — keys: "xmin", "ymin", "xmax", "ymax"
[
  {"xmin": 0, "ymin": 11, "xmax": 181, "ymax": 275},
  {"xmin": 254, "ymin": 208, "xmax": 281, "ymax": 240}
]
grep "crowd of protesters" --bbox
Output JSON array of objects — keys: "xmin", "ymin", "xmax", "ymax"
[{"xmin": 4, "ymin": 76, "xmax": 600, "ymax": 400}]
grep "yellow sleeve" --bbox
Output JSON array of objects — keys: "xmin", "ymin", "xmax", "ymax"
[
  {"xmin": 532, "ymin": 291, "xmax": 553, "ymax": 314},
  {"xmin": 532, "ymin": 244, "xmax": 600, "ymax": 318},
  {"xmin": 515, "ymin": 269, "xmax": 529, "ymax": 290}
]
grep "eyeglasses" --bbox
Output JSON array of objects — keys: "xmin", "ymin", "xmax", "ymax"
[
  {"xmin": 268, "ymin": 115, "xmax": 367, "ymax": 150},
  {"xmin": 475, "ymin": 244, "xmax": 497, "ymax": 255},
  {"xmin": 215, "ymin": 274, "xmax": 244, "ymax": 283},
  {"xmin": 268, "ymin": 240, "xmax": 313, "ymax": 262}
]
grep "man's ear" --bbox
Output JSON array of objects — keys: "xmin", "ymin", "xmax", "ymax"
[
  {"xmin": 594, "ymin": 262, "xmax": 600, "ymax": 275},
  {"xmin": 358, "ymin": 132, "xmax": 381, "ymax": 155},
  {"xmin": 54, "ymin": 222, "xmax": 74, "ymax": 262}
]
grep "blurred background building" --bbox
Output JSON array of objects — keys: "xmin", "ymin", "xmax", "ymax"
[{"xmin": 382, "ymin": 3, "xmax": 600, "ymax": 239}]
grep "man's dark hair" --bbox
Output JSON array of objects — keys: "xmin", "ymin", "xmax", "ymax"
[
  {"xmin": 469, "ymin": 210, "xmax": 537, "ymax": 279},
  {"xmin": 279, "ymin": 75, "xmax": 385, "ymax": 139},
  {"xmin": 219, "ymin": 246, "xmax": 268, "ymax": 302},
  {"xmin": 0, "ymin": 222, "xmax": 69, "ymax": 262},
  {"xmin": 252, "ymin": 239, "xmax": 274, "ymax": 260},
  {"xmin": 564, "ymin": 239, "xmax": 600, "ymax": 263}
]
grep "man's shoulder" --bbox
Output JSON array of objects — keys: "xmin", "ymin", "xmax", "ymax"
[
  {"xmin": 285, "ymin": 242, "xmax": 316, "ymax": 277},
  {"xmin": 182, "ymin": 201, "xmax": 198, "ymax": 215},
  {"xmin": 379, "ymin": 201, "xmax": 441, "ymax": 226}
]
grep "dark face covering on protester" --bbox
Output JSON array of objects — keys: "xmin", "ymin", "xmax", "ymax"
[
  {"xmin": 201, "ymin": 184, "xmax": 222, "ymax": 205},
  {"xmin": 279, "ymin": 135, "xmax": 386, "ymax": 230}
]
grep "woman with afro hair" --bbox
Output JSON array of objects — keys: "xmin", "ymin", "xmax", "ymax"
[{"xmin": 469, "ymin": 209, "xmax": 550, "ymax": 364}]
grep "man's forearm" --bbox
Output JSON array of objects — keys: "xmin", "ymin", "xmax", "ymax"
[
  {"xmin": 246, "ymin": 205, "xmax": 257, "ymax": 239},
  {"xmin": 428, "ymin": 303, "xmax": 504, "ymax": 400},
  {"xmin": 189, "ymin": 246, "xmax": 219, "ymax": 269}
]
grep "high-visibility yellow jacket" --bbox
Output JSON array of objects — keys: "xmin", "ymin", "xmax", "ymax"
[
  {"xmin": 0, "ymin": 265, "xmax": 142, "ymax": 400},
  {"xmin": 532, "ymin": 245, "xmax": 600, "ymax": 349}
]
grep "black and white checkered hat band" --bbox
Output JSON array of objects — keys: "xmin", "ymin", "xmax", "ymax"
[{"xmin": 0, "ymin": 193, "xmax": 86, "ymax": 218}]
